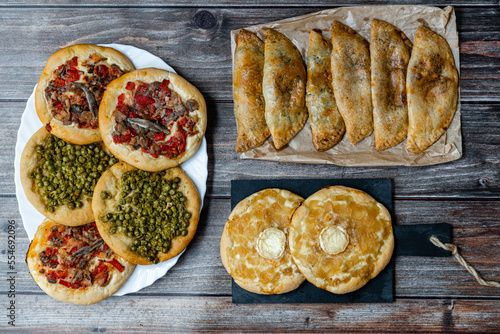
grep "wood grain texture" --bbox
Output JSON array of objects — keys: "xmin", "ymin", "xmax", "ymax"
[
  {"xmin": 0, "ymin": 0, "xmax": 498, "ymax": 6},
  {"xmin": 0, "ymin": 7, "xmax": 498, "ymax": 102},
  {"xmin": 2, "ymin": 197, "xmax": 499, "ymax": 298},
  {"xmin": 1, "ymin": 2, "xmax": 499, "ymax": 332},
  {"xmin": 4, "ymin": 295, "xmax": 500, "ymax": 333},
  {"xmin": 4, "ymin": 102, "xmax": 499, "ymax": 197}
]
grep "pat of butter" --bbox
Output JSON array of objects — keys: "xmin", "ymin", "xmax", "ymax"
[
  {"xmin": 320, "ymin": 225, "xmax": 349, "ymax": 255},
  {"xmin": 256, "ymin": 227, "xmax": 286, "ymax": 259}
]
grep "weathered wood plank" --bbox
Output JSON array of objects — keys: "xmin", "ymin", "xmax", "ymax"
[
  {"xmin": 0, "ymin": 7, "xmax": 498, "ymax": 102},
  {"xmin": 6, "ymin": 295, "xmax": 500, "ymax": 333},
  {"xmin": 2, "ymin": 197, "xmax": 499, "ymax": 298},
  {"xmin": 206, "ymin": 102, "xmax": 500, "ymax": 198},
  {"xmin": 0, "ymin": 1, "xmax": 498, "ymax": 6},
  {"xmin": 2, "ymin": 101, "xmax": 499, "ymax": 197}
]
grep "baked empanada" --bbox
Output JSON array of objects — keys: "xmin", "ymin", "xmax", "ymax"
[
  {"xmin": 306, "ymin": 30, "xmax": 345, "ymax": 151},
  {"xmin": 263, "ymin": 28, "xmax": 308, "ymax": 150},
  {"xmin": 330, "ymin": 21, "xmax": 373, "ymax": 145},
  {"xmin": 406, "ymin": 26, "xmax": 459, "ymax": 153},
  {"xmin": 370, "ymin": 19, "xmax": 412, "ymax": 150},
  {"xmin": 233, "ymin": 29, "xmax": 270, "ymax": 152}
]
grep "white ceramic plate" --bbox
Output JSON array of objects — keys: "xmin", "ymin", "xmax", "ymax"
[{"xmin": 14, "ymin": 44, "xmax": 208, "ymax": 296}]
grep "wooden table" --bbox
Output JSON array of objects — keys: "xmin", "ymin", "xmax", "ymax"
[{"xmin": 1, "ymin": 1, "xmax": 499, "ymax": 332}]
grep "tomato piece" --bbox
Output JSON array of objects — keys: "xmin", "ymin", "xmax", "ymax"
[
  {"xmin": 178, "ymin": 117, "xmax": 187, "ymax": 126},
  {"xmin": 154, "ymin": 132, "xmax": 165, "ymax": 141},
  {"xmin": 95, "ymin": 64, "xmax": 109, "ymax": 78},
  {"xmin": 55, "ymin": 78, "xmax": 66, "ymax": 87},
  {"xmin": 50, "ymin": 258, "xmax": 59, "ymax": 267},
  {"xmin": 126, "ymin": 81, "xmax": 135, "ymax": 90},
  {"xmin": 117, "ymin": 93, "xmax": 126, "ymax": 106},
  {"xmin": 54, "ymin": 270, "xmax": 67, "ymax": 279},
  {"xmin": 108, "ymin": 258, "xmax": 125, "ymax": 272},
  {"xmin": 159, "ymin": 79, "xmax": 171, "ymax": 95},
  {"xmin": 45, "ymin": 247, "xmax": 56, "ymax": 256},
  {"xmin": 66, "ymin": 68, "xmax": 80, "ymax": 83},
  {"xmin": 135, "ymin": 94, "xmax": 155, "ymax": 106},
  {"xmin": 52, "ymin": 100, "xmax": 64, "ymax": 111},
  {"xmin": 69, "ymin": 56, "xmax": 78, "ymax": 68},
  {"xmin": 59, "ymin": 279, "xmax": 72, "ymax": 288}
]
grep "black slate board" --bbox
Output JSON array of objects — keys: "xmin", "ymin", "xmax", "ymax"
[{"xmin": 229, "ymin": 178, "xmax": 452, "ymax": 304}]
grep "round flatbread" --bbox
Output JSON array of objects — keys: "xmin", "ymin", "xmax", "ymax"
[
  {"xmin": 35, "ymin": 44, "xmax": 134, "ymax": 145},
  {"xmin": 289, "ymin": 186, "xmax": 394, "ymax": 294},
  {"xmin": 99, "ymin": 68, "xmax": 207, "ymax": 172},
  {"xmin": 20, "ymin": 127, "xmax": 119, "ymax": 226},
  {"xmin": 26, "ymin": 219, "xmax": 135, "ymax": 305},
  {"xmin": 220, "ymin": 188, "xmax": 305, "ymax": 295},
  {"xmin": 92, "ymin": 162, "xmax": 200, "ymax": 265}
]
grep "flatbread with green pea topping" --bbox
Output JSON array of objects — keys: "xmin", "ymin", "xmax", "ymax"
[
  {"xmin": 20, "ymin": 126, "xmax": 119, "ymax": 226},
  {"xmin": 92, "ymin": 162, "xmax": 200, "ymax": 265}
]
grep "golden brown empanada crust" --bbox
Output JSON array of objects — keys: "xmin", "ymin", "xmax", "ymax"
[
  {"xmin": 263, "ymin": 28, "xmax": 308, "ymax": 150},
  {"xmin": 406, "ymin": 25, "xmax": 459, "ymax": 153}
]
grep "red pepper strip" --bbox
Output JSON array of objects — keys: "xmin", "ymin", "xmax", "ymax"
[
  {"xmin": 54, "ymin": 270, "xmax": 68, "ymax": 279},
  {"xmin": 135, "ymin": 94, "xmax": 155, "ymax": 106},
  {"xmin": 52, "ymin": 99, "xmax": 64, "ymax": 111},
  {"xmin": 137, "ymin": 83, "xmax": 149, "ymax": 93},
  {"xmin": 117, "ymin": 93, "xmax": 126, "ymax": 106},
  {"xmin": 92, "ymin": 261, "xmax": 108, "ymax": 279},
  {"xmin": 159, "ymin": 79, "xmax": 171, "ymax": 95},
  {"xmin": 69, "ymin": 56, "xmax": 78, "ymax": 68},
  {"xmin": 45, "ymin": 247, "xmax": 57, "ymax": 256},
  {"xmin": 154, "ymin": 132, "xmax": 165, "ymax": 142},
  {"xmin": 59, "ymin": 280, "xmax": 72, "ymax": 288},
  {"xmin": 126, "ymin": 81, "xmax": 135, "ymax": 90},
  {"xmin": 178, "ymin": 117, "xmax": 187, "ymax": 126},
  {"xmin": 65, "ymin": 68, "xmax": 80, "ymax": 83},
  {"xmin": 108, "ymin": 258, "xmax": 125, "ymax": 272},
  {"xmin": 55, "ymin": 78, "xmax": 66, "ymax": 87}
]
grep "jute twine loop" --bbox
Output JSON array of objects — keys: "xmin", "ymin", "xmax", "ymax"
[{"xmin": 429, "ymin": 236, "xmax": 500, "ymax": 288}]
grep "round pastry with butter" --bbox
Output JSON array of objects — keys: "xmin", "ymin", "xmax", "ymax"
[
  {"xmin": 289, "ymin": 186, "xmax": 394, "ymax": 294},
  {"xmin": 220, "ymin": 188, "xmax": 305, "ymax": 295}
]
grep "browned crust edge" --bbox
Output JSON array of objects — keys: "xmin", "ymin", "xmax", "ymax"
[
  {"xmin": 20, "ymin": 127, "xmax": 95, "ymax": 226},
  {"xmin": 26, "ymin": 219, "xmax": 135, "ymax": 305}
]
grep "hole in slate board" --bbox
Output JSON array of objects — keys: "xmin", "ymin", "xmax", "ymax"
[{"xmin": 229, "ymin": 178, "xmax": 394, "ymax": 304}]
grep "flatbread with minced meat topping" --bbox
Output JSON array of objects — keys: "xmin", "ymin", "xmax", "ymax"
[
  {"xmin": 26, "ymin": 219, "xmax": 135, "ymax": 305},
  {"xmin": 99, "ymin": 68, "xmax": 207, "ymax": 172},
  {"xmin": 35, "ymin": 44, "xmax": 135, "ymax": 145}
]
